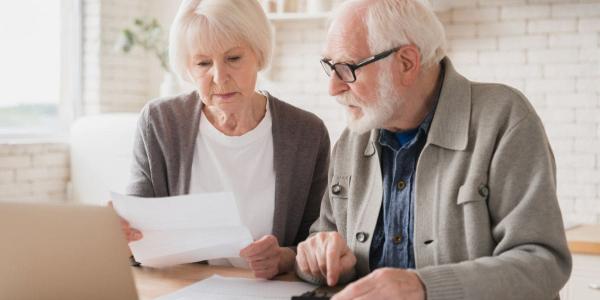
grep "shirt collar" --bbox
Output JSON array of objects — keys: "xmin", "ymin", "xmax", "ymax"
[{"xmin": 378, "ymin": 101, "xmax": 436, "ymax": 151}]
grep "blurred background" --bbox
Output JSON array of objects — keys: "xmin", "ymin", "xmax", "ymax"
[{"xmin": 0, "ymin": 0, "xmax": 598, "ymax": 225}]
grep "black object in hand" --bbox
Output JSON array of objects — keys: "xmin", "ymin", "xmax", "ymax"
[{"xmin": 291, "ymin": 290, "xmax": 332, "ymax": 300}]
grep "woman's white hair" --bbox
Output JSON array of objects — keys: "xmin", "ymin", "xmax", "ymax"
[
  {"xmin": 169, "ymin": 0, "xmax": 273, "ymax": 83},
  {"xmin": 363, "ymin": 0, "xmax": 447, "ymax": 69}
]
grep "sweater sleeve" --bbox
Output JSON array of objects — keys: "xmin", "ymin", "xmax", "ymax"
[
  {"xmin": 125, "ymin": 104, "xmax": 156, "ymax": 198},
  {"xmin": 293, "ymin": 121, "xmax": 331, "ymax": 247},
  {"xmin": 307, "ymin": 140, "xmax": 340, "ymax": 235},
  {"xmin": 415, "ymin": 113, "xmax": 572, "ymax": 300}
]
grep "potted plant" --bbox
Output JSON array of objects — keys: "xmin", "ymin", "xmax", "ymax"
[{"xmin": 115, "ymin": 18, "xmax": 179, "ymax": 97}]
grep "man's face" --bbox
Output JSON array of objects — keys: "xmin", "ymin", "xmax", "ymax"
[
  {"xmin": 323, "ymin": 11, "xmax": 401, "ymax": 134},
  {"xmin": 335, "ymin": 66, "xmax": 401, "ymax": 134}
]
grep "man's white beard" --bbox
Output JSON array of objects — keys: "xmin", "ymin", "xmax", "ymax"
[{"xmin": 337, "ymin": 70, "xmax": 400, "ymax": 134}]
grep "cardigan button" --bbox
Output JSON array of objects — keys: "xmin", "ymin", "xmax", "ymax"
[
  {"xmin": 478, "ymin": 184, "xmax": 489, "ymax": 198},
  {"xmin": 356, "ymin": 232, "xmax": 369, "ymax": 243},
  {"xmin": 331, "ymin": 184, "xmax": 342, "ymax": 195}
]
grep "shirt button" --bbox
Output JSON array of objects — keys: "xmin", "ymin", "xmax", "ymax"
[
  {"xmin": 331, "ymin": 184, "xmax": 342, "ymax": 195},
  {"xmin": 392, "ymin": 234, "xmax": 402, "ymax": 244},
  {"xmin": 397, "ymin": 180, "xmax": 406, "ymax": 191},
  {"xmin": 356, "ymin": 232, "xmax": 369, "ymax": 243}
]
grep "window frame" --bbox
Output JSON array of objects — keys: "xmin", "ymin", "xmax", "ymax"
[{"xmin": 0, "ymin": 0, "xmax": 83, "ymax": 141}]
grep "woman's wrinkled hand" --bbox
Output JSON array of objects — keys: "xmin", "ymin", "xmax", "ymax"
[
  {"xmin": 108, "ymin": 201, "xmax": 143, "ymax": 243},
  {"xmin": 239, "ymin": 235, "xmax": 295, "ymax": 279}
]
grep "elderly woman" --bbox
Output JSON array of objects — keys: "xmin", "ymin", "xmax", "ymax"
[{"xmin": 118, "ymin": 0, "xmax": 330, "ymax": 279}]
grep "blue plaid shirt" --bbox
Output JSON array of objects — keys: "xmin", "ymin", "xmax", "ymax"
[{"xmin": 369, "ymin": 110, "xmax": 435, "ymax": 270}]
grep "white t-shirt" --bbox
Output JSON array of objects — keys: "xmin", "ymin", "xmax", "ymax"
[{"xmin": 189, "ymin": 100, "xmax": 275, "ymax": 268}]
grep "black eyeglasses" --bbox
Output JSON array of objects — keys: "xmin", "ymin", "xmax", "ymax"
[{"xmin": 320, "ymin": 47, "xmax": 401, "ymax": 83}]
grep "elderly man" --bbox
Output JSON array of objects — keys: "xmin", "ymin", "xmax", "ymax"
[{"xmin": 295, "ymin": 0, "xmax": 572, "ymax": 299}]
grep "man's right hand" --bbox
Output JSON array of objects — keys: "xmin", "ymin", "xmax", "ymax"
[
  {"xmin": 108, "ymin": 201, "xmax": 143, "ymax": 243},
  {"xmin": 296, "ymin": 231, "xmax": 356, "ymax": 286}
]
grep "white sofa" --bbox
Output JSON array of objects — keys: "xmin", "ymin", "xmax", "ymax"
[{"xmin": 70, "ymin": 113, "xmax": 139, "ymax": 206}]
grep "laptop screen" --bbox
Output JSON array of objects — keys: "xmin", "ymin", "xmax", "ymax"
[{"xmin": 0, "ymin": 202, "xmax": 138, "ymax": 300}]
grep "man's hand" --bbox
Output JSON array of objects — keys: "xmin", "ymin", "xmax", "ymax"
[
  {"xmin": 239, "ymin": 235, "xmax": 295, "ymax": 279},
  {"xmin": 332, "ymin": 268, "xmax": 425, "ymax": 300},
  {"xmin": 296, "ymin": 231, "xmax": 356, "ymax": 286}
]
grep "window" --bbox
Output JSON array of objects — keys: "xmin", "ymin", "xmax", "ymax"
[{"xmin": 0, "ymin": 0, "xmax": 81, "ymax": 138}]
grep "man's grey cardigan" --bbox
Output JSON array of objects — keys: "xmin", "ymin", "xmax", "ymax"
[
  {"xmin": 126, "ymin": 91, "xmax": 330, "ymax": 248},
  {"xmin": 301, "ymin": 58, "xmax": 572, "ymax": 299}
]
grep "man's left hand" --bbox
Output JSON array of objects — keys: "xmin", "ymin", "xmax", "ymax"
[{"xmin": 332, "ymin": 268, "xmax": 425, "ymax": 300}]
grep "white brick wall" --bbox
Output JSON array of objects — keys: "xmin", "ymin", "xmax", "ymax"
[
  {"xmin": 83, "ymin": 0, "xmax": 150, "ymax": 114},
  {"xmin": 1, "ymin": 0, "xmax": 599, "ymax": 224},
  {"xmin": 0, "ymin": 143, "xmax": 70, "ymax": 203},
  {"xmin": 501, "ymin": 5, "xmax": 551, "ymax": 20}
]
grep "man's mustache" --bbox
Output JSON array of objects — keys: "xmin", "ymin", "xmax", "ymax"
[{"xmin": 336, "ymin": 93, "xmax": 361, "ymax": 107}]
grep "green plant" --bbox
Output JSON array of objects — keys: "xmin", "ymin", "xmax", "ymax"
[{"xmin": 116, "ymin": 18, "xmax": 170, "ymax": 72}]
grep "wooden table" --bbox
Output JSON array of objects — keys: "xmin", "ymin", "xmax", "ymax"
[
  {"xmin": 133, "ymin": 225, "xmax": 600, "ymax": 299},
  {"xmin": 566, "ymin": 224, "xmax": 600, "ymax": 255},
  {"xmin": 132, "ymin": 263, "xmax": 299, "ymax": 300},
  {"xmin": 562, "ymin": 224, "xmax": 600, "ymax": 299}
]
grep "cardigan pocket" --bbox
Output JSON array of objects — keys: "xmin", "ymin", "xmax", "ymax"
[
  {"xmin": 457, "ymin": 181, "xmax": 489, "ymax": 205},
  {"xmin": 456, "ymin": 181, "xmax": 492, "ymax": 246}
]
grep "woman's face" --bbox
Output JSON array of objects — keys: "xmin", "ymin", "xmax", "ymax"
[{"xmin": 188, "ymin": 43, "xmax": 260, "ymax": 112}]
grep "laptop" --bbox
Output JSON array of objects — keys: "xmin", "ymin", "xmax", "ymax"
[{"xmin": 0, "ymin": 202, "xmax": 138, "ymax": 300}]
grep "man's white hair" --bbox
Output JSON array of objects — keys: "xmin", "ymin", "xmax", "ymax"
[
  {"xmin": 168, "ymin": 0, "xmax": 273, "ymax": 83},
  {"xmin": 363, "ymin": 0, "xmax": 447, "ymax": 69}
]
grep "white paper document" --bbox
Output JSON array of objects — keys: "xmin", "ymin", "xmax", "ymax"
[
  {"xmin": 156, "ymin": 275, "xmax": 317, "ymax": 300},
  {"xmin": 111, "ymin": 192, "xmax": 253, "ymax": 267}
]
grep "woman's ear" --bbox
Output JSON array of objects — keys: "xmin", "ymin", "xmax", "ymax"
[{"xmin": 394, "ymin": 45, "xmax": 421, "ymax": 86}]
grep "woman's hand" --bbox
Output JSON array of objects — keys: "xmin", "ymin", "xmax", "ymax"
[
  {"xmin": 239, "ymin": 235, "xmax": 295, "ymax": 279},
  {"xmin": 108, "ymin": 201, "xmax": 143, "ymax": 243}
]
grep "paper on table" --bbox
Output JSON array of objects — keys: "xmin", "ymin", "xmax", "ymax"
[
  {"xmin": 111, "ymin": 192, "xmax": 253, "ymax": 267},
  {"xmin": 156, "ymin": 275, "xmax": 317, "ymax": 300}
]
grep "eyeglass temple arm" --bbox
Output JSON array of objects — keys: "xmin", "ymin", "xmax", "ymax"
[{"xmin": 354, "ymin": 47, "xmax": 401, "ymax": 69}]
